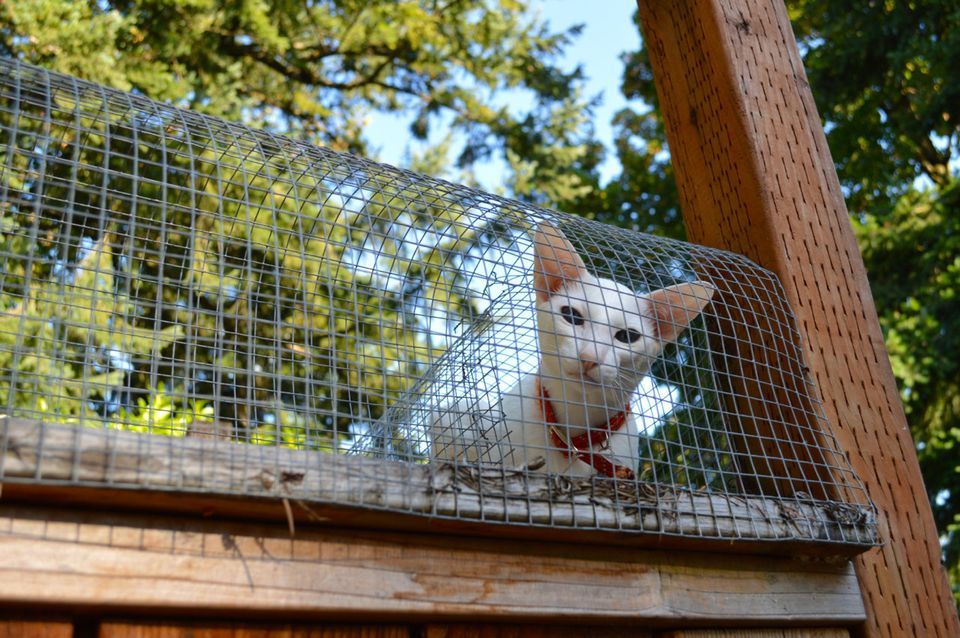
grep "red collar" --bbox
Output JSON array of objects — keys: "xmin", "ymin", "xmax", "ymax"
[{"xmin": 536, "ymin": 378, "xmax": 636, "ymax": 480}]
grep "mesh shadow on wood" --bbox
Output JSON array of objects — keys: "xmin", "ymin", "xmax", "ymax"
[{"xmin": 0, "ymin": 59, "xmax": 876, "ymax": 550}]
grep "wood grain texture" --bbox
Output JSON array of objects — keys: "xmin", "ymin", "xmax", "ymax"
[
  {"xmin": 425, "ymin": 626, "xmax": 648, "ymax": 638},
  {"xmin": 0, "ymin": 419, "xmax": 876, "ymax": 550},
  {"xmin": 0, "ymin": 504, "xmax": 864, "ymax": 625},
  {"xmin": 98, "ymin": 623, "xmax": 408, "ymax": 637},
  {"xmin": 0, "ymin": 622, "xmax": 72, "ymax": 638},
  {"xmin": 635, "ymin": 0, "xmax": 959, "ymax": 635},
  {"xmin": 99, "ymin": 626, "xmax": 652, "ymax": 638},
  {"xmin": 662, "ymin": 631, "xmax": 849, "ymax": 638}
]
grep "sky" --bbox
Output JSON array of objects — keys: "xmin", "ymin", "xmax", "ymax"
[{"xmin": 363, "ymin": 1, "xmax": 643, "ymax": 189}]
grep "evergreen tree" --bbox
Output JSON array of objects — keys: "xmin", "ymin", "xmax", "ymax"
[{"xmin": 0, "ymin": 0, "xmax": 603, "ymax": 205}]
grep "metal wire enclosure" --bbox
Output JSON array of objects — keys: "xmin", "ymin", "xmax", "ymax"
[{"xmin": 0, "ymin": 59, "xmax": 876, "ymax": 550}]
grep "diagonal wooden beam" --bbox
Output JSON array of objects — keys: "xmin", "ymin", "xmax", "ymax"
[{"xmin": 635, "ymin": 0, "xmax": 960, "ymax": 635}]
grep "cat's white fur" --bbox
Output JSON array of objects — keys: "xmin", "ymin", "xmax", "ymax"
[{"xmin": 431, "ymin": 222, "xmax": 715, "ymax": 477}]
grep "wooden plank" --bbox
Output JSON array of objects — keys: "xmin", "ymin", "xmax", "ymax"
[
  {"xmin": 0, "ymin": 418, "xmax": 876, "ymax": 552},
  {"xmin": 0, "ymin": 481, "xmax": 872, "ymax": 560},
  {"xmin": 635, "ymin": 0, "xmax": 959, "ymax": 635},
  {"xmin": 0, "ymin": 622, "xmax": 72, "ymax": 638},
  {"xmin": 0, "ymin": 504, "xmax": 864, "ymax": 625},
  {"xmin": 425, "ymin": 627, "xmax": 648, "ymax": 638},
  {"xmin": 98, "ymin": 623, "xmax": 408, "ymax": 637},
  {"xmin": 662, "ymin": 631, "xmax": 849, "ymax": 638}
]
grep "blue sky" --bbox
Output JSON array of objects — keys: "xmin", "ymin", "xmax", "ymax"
[{"xmin": 364, "ymin": 1, "xmax": 643, "ymax": 189}]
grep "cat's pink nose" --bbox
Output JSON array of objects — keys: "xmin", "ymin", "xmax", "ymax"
[{"xmin": 581, "ymin": 360, "xmax": 598, "ymax": 374}]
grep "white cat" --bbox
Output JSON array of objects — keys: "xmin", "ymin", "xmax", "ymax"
[{"xmin": 431, "ymin": 222, "xmax": 715, "ymax": 478}]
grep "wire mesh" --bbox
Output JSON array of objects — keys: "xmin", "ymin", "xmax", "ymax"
[{"xmin": 0, "ymin": 59, "xmax": 876, "ymax": 548}]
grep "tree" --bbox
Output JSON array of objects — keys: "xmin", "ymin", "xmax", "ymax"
[
  {"xmin": 611, "ymin": 0, "xmax": 960, "ymax": 600},
  {"xmin": 0, "ymin": 58, "xmax": 512, "ymax": 447},
  {"xmin": 0, "ymin": 0, "xmax": 602, "ymax": 205},
  {"xmin": 597, "ymin": 31, "xmax": 684, "ymax": 240},
  {"xmin": 9, "ymin": 0, "xmax": 952, "ymax": 552},
  {"xmin": 0, "ymin": 0, "xmax": 611, "ymax": 448},
  {"xmin": 787, "ymin": 0, "xmax": 960, "ymax": 600},
  {"xmin": 0, "ymin": 0, "xmax": 749, "ymax": 488}
]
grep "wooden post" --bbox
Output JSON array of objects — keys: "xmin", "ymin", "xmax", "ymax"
[{"xmin": 635, "ymin": 0, "xmax": 959, "ymax": 636}]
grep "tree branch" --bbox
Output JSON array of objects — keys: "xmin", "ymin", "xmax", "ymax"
[
  {"xmin": 217, "ymin": 37, "xmax": 426, "ymax": 95},
  {"xmin": 917, "ymin": 135, "xmax": 952, "ymax": 187}
]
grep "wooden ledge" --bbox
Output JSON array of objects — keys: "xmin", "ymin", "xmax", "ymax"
[
  {"xmin": 0, "ymin": 503, "xmax": 866, "ymax": 625},
  {"xmin": 1, "ymin": 418, "xmax": 876, "ymax": 555}
]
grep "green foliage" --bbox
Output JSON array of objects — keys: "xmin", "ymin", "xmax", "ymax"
[
  {"xmin": 584, "ymin": 9, "xmax": 685, "ymax": 239},
  {"xmin": 0, "ymin": 0, "xmax": 601, "ymax": 205},
  {"xmin": 113, "ymin": 385, "xmax": 214, "ymax": 437},
  {"xmin": 0, "ymin": 0, "xmax": 739, "ymax": 491},
  {"xmin": 789, "ymin": 0, "xmax": 960, "ymax": 210},
  {"xmin": 640, "ymin": 321, "xmax": 737, "ymax": 492},
  {"xmin": 856, "ymin": 180, "xmax": 960, "ymax": 592},
  {"xmin": 0, "ymin": 75, "xmax": 494, "ymax": 448},
  {"xmin": 787, "ymin": 0, "xmax": 960, "ymax": 601},
  {"xmin": 603, "ymin": 1, "xmax": 960, "ymax": 595}
]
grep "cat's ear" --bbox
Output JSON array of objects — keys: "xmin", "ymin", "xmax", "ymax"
[
  {"xmin": 533, "ymin": 222, "xmax": 587, "ymax": 301},
  {"xmin": 645, "ymin": 281, "xmax": 716, "ymax": 343}
]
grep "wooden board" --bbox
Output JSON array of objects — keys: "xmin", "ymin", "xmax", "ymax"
[
  {"xmin": 425, "ymin": 627, "xmax": 648, "ymax": 638},
  {"xmin": 0, "ymin": 504, "xmax": 864, "ymax": 625},
  {"xmin": 0, "ymin": 622, "xmax": 72, "ymax": 638},
  {"xmin": 663, "ymin": 631, "xmax": 849, "ymax": 638},
  {"xmin": 99, "ymin": 625, "xmax": 646, "ymax": 638},
  {"xmin": 635, "ymin": 0, "xmax": 959, "ymax": 635},
  {"xmin": 0, "ymin": 418, "xmax": 876, "ymax": 553},
  {"xmin": 98, "ymin": 623, "xmax": 408, "ymax": 637}
]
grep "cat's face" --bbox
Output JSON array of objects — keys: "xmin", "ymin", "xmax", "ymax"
[
  {"xmin": 532, "ymin": 222, "xmax": 715, "ymax": 392},
  {"xmin": 538, "ymin": 273, "xmax": 660, "ymax": 389}
]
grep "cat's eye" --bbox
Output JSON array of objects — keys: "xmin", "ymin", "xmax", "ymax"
[
  {"xmin": 559, "ymin": 306, "xmax": 585, "ymax": 326},
  {"xmin": 615, "ymin": 328, "xmax": 643, "ymax": 344}
]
